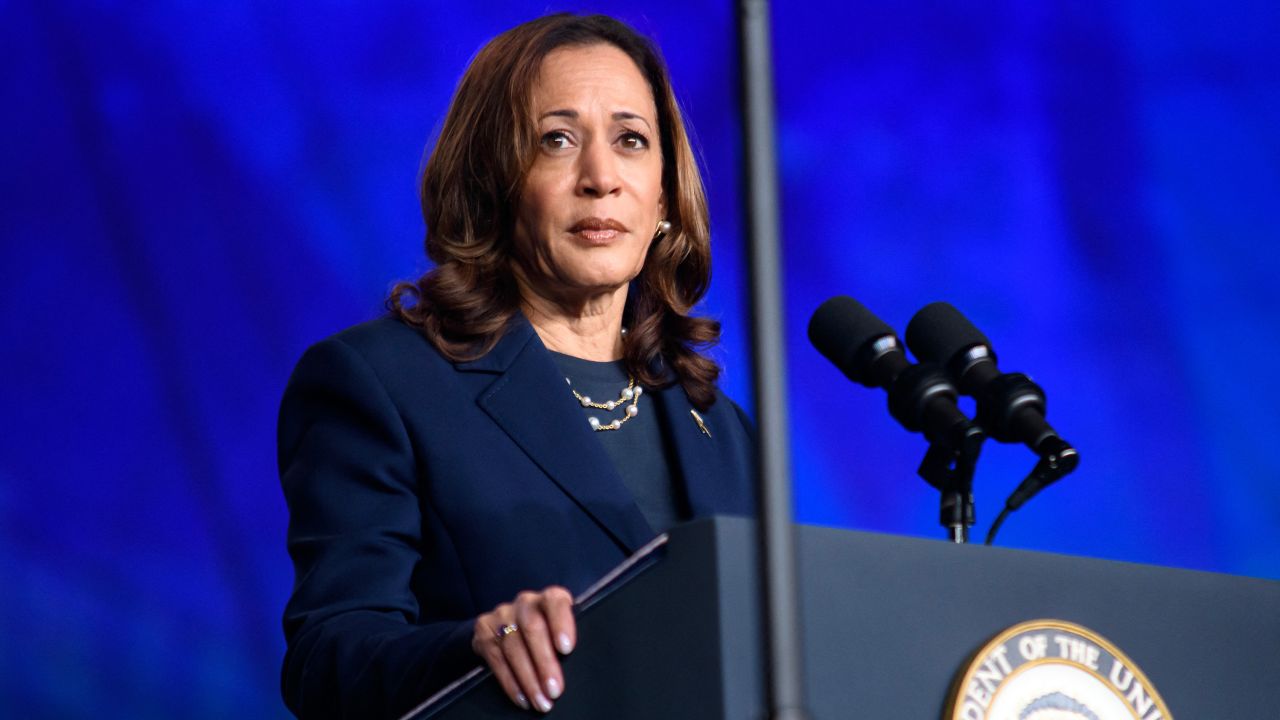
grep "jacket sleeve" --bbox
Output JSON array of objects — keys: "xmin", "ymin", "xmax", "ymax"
[{"xmin": 278, "ymin": 337, "xmax": 477, "ymax": 719}]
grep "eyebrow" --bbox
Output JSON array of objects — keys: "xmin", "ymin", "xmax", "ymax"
[{"xmin": 538, "ymin": 109, "xmax": 654, "ymax": 131}]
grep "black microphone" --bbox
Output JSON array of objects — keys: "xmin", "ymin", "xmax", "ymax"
[
  {"xmin": 905, "ymin": 301, "xmax": 1078, "ymax": 507},
  {"xmin": 808, "ymin": 296, "xmax": 982, "ymax": 455}
]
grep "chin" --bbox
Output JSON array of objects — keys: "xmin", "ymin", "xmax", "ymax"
[
  {"xmin": 565, "ymin": 272, "xmax": 639, "ymax": 293},
  {"xmin": 559, "ymin": 259, "xmax": 645, "ymax": 292}
]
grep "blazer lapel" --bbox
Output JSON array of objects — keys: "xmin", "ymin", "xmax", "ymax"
[
  {"xmin": 457, "ymin": 319, "xmax": 655, "ymax": 554},
  {"xmin": 657, "ymin": 388, "xmax": 751, "ymax": 518}
]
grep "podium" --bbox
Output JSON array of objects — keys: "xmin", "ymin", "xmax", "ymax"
[{"xmin": 405, "ymin": 516, "xmax": 1280, "ymax": 718}]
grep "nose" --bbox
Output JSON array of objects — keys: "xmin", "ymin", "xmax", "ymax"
[{"xmin": 575, "ymin": 138, "xmax": 621, "ymax": 198}]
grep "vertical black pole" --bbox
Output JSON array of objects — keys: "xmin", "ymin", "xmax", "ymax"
[{"xmin": 736, "ymin": 1, "xmax": 810, "ymax": 718}]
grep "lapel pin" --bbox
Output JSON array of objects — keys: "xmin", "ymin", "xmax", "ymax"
[{"xmin": 690, "ymin": 409, "xmax": 712, "ymax": 437}]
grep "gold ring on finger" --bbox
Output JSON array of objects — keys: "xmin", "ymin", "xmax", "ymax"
[{"xmin": 497, "ymin": 623, "xmax": 518, "ymax": 639}]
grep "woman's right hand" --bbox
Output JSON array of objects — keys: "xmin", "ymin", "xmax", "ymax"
[{"xmin": 472, "ymin": 586, "xmax": 577, "ymax": 713}]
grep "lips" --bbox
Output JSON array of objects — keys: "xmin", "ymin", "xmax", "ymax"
[{"xmin": 568, "ymin": 217, "xmax": 628, "ymax": 243}]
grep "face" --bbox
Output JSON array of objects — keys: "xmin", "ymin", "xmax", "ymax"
[{"xmin": 513, "ymin": 43, "xmax": 665, "ymax": 305}]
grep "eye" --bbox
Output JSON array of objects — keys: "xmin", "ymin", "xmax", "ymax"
[
  {"xmin": 618, "ymin": 131, "xmax": 649, "ymax": 151},
  {"xmin": 540, "ymin": 130, "xmax": 574, "ymax": 152}
]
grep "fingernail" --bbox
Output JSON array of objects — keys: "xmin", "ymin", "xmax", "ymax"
[
  {"xmin": 515, "ymin": 692, "xmax": 530, "ymax": 710},
  {"xmin": 534, "ymin": 692, "xmax": 553, "ymax": 713},
  {"xmin": 557, "ymin": 632, "xmax": 572, "ymax": 654},
  {"xmin": 546, "ymin": 676, "xmax": 562, "ymax": 699}
]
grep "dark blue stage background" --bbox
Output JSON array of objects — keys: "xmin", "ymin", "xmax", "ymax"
[{"xmin": 4, "ymin": 1, "xmax": 1278, "ymax": 717}]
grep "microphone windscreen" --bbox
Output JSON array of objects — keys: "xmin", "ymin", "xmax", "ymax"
[
  {"xmin": 808, "ymin": 296, "xmax": 896, "ymax": 382},
  {"xmin": 905, "ymin": 301, "xmax": 992, "ymax": 364}
]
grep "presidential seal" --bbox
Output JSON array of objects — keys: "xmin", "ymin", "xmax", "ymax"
[{"xmin": 945, "ymin": 619, "xmax": 1173, "ymax": 720}]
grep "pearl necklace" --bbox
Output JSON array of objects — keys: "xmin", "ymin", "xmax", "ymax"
[{"xmin": 566, "ymin": 376, "xmax": 643, "ymax": 431}]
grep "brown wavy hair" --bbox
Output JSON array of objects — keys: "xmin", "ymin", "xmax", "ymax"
[{"xmin": 388, "ymin": 13, "xmax": 722, "ymax": 410}]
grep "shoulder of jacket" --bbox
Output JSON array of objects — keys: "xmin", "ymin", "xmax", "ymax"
[
  {"xmin": 327, "ymin": 315, "xmax": 425, "ymax": 350},
  {"xmin": 309, "ymin": 315, "xmax": 449, "ymax": 379}
]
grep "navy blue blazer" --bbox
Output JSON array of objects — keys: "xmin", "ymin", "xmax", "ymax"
[{"xmin": 278, "ymin": 315, "xmax": 755, "ymax": 719}]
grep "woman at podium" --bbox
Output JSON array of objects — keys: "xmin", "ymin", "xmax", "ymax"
[{"xmin": 278, "ymin": 13, "xmax": 754, "ymax": 718}]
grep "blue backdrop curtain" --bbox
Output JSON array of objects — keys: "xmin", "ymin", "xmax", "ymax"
[{"xmin": 4, "ymin": 1, "xmax": 1277, "ymax": 717}]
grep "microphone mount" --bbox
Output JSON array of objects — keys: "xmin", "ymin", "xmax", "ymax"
[
  {"xmin": 889, "ymin": 358, "xmax": 986, "ymax": 543},
  {"xmin": 918, "ymin": 434, "xmax": 984, "ymax": 544}
]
